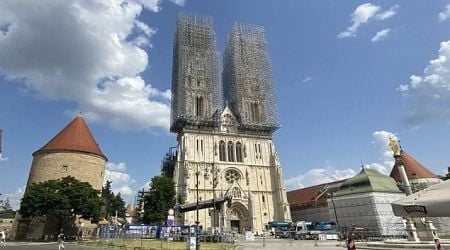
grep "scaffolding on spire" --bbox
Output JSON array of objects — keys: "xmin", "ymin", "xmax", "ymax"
[
  {"xmin": 223, "ymin": 22, "xmax": 279, "ymax": 133},
  {"xmin": 170, "ymin": 13, "xmax": 221, "ymax": 133}
]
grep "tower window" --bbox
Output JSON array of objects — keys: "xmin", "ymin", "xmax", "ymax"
[
  {"xmin": 62, "ymin": 165, "xmax": 68, "ymax": 172},
  {"xmin": 227, "ymin": 141, "xmax": 235, "ymax": 162},
  {"xmin": 236, "ymin": 142, "xmax": 243, "ymax": 162},
  {"xmin": 262, "ymin": 195, "xmax": 265, "ymax": 203},
  {"xmin": 195, "ymin": 96, "xmax": 203, "ymax": 117},
  {"xmin": 219, "ymin": 141, "xmax": 226, "ymax": 161},
  {"xmin": 250, "ymin": 102, "xmax": 260, "ymax": 122}
]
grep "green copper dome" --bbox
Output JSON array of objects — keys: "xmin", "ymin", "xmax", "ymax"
[{"xmin": 335, "ymin": 168, "xmax": 401, "ymax": 196}]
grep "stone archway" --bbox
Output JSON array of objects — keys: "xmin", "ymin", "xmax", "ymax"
[{"xmin": 226, "ymin": 202, "xmax": 251, "ymax": 233}]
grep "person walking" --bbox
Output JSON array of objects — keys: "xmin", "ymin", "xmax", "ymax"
[
  {"xmin": 57, "ymin": 230, "xmax": 65, "ymax": 250},
  {"xmin": 0, "ymin": 228, "xmax": 6, "ymax": 247}
]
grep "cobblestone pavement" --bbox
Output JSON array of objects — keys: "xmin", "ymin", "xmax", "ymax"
[{"xmin": 235, "ymin": 238, "xmax": 347, "ymax": 250}]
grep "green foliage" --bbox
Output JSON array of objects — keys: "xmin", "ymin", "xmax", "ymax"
[
  {"xmin": 0, "ymin": 195, "xmax": 15, "ymax": 218},
  {"xmin": 143, "ymin": 176, "xmax": 176, "ymax": 223},
  {"xmin": 19, "ymin": 176, "xmax": 102, "ymax": 230},
  {"xmin": 101, "ymin": 181, "xmax": 126, "ymax": 220}
]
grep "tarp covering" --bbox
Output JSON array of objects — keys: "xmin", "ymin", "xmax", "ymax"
[{"xmin": 391, "ymin": 180, "xmax": 450, "ymax": 217}]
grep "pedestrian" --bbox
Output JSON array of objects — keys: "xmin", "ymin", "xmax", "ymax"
[
  {"xmin": 57, "ymin": 230, "xmax": 65, "ymax": 250},
  {"xmin": 435, "ymin": 238, "xmax": 442, "ymax": 250},
  {"xmin": 0, "ymin": 228, "xmax": 6, "ymax": 247},
  {"xmin": 347, "ymin": 235, "xmax": 356, "ymax": 250}
]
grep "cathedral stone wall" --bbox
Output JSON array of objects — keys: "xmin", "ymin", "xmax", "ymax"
[
  {"xmin": 27, "ymin": 151, "xmax": 105, "ymax": 190},
  {"xmin": 174, "ymin": 130, "xmax": 290, "ymax": 233}
]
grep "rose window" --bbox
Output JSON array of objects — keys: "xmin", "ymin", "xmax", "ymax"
[{"xmin": 225, "ymin": 169, "xmax": 241, "ymax": 183}]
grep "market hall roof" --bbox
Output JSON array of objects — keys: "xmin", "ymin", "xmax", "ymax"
[
  {"xmin": 335, "ymin": 168, "xmax": 401, "ymax": 197},
  {"xmin": 390, "ymin": 151, "xmax": 437, "ymax": 182},
  {"xmin": 33, "ymin": 116, "xmax": 107, "ymax": 160},
  {"xmin": 287, "ymin": 179, "xmax": 347, "ymax": 206}
]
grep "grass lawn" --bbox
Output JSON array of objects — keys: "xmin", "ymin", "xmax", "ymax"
[{"xmin": 81, "ymin": 239, "xmax": 235, "ymax": 250}]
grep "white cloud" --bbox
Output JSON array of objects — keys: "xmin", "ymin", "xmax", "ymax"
[
  {"xmin": 338, "ymin": 3, "xmax": 397, "ymax": 38},
  {"xmin": 285, "ymin": 166, "xmax": 356, "ymax": 190},
  {"xmin": 439, "ymin": 4, "xmax": 450, "ymax": 21},
  {"xmin": 105, "ymin": 162, "xmax": 134, "ymax": 197},
  {"xmin": 0, "ymin": 153, "xmax": 7, "ymax": 162},
  {"xmin": 286, "ymin": 130, "xmax": 398, "ymax": 190},
  {"xmin": 167, "ymin": 0, "xmax": 186, "ymax": 6},
  {"xmin": 375, "ymin": 5, "xmax": 399, "ymax": 20},
  {"xmin": 135, "ymin": 0, "xmax": 161, "ymax": 12},
  {"xmin": 302, "ymin": 77, "xmax": 312, "ymax": 83},
  {"xmin": 397, "ymin": 84, "xmax": 409, "ymax": 93},
  {"xmin": 365, "ymin": 130, "xmax": 397, "ymax": 175},
  {"xmin": 0, "ymin": 0, "xmax": 171, "ymax": 132},
  {"xmin": 397, "ymin": 40, "xmax": 450, "ymax": 126},
  {"xmin": 371, "ymin": 28, "xmax": 391, "ymax": 42}
]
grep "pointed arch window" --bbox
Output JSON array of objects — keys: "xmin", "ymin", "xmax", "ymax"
[
  {"xmin": 195, "ymin": 96, "xmax": 203, "ymax": 117},
  {"xmin": 219, "ymin": 141, "xmax": 226, "ymax": 161},
  {"xmin": 227, "ymin": 141, "xmax": 235, "ymax": 162},
  {"xmin": 236, "ymin": 142, "xmax": 243, "ymax": 162},
  {"xmin": 250, "ymin": 102, "xmax": 260, "ymax": 122}
]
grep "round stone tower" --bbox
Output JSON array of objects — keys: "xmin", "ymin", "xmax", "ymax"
[{"xmin": 26, "ymin": 116, "xmax": 107, "ymax": 190}]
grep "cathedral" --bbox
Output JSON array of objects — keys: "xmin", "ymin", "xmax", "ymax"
[{"xmin": 162, "ymin": 13, "xmax": 291, "ymax": 233}]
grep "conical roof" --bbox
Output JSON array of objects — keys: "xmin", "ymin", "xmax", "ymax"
[
  {"xmin": 335, "ymin": 168, "xmax": 401, "ymax": 196},
  {"xmin": 34, "ymin": 116, "xmax": 106, "ymax": 160},
  {"xmin": 390, "ymin": 151, "xmax": 436, "ymax": 182}
]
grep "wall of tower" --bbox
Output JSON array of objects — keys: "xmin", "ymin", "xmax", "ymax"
[
  {"xmin": 27, "ymin": 151, "xmax": 106, "ymax": 190},
  {"xmin": 171, "ymin": 13, "xmax": 221, "ymax": 132},
  {"xmin": 223, "ymin": 23, "xmax": 278, "ymax": 131},
  {"xmin": 174, "ymin": 131, "xmax": 290, "ymax": 233}
]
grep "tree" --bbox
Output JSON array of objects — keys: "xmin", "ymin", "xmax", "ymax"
[
  {"xmin": 101, "ymin": 181, "xmax": 126, "ymax": 220},
  {"xmin": 0, "ymin": 195, "xmax": 15, "ymax": 218},
  {"xmin": 20, "ymin": 176, "xmax": 102, "ymax": 231},
  {"xmin": 109, "ymin": 193, "xmax": 126, "ymax": 218},
  {"xmin": 101, "ymin": 180, "xmax": 114, "ymax": 219},
  {"xmin": 143, "ymin": 176, "xmax": 176, "ymax": 223}
]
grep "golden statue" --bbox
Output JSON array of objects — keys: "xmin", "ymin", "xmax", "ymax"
[{"xmin": 389, "ymin": 137, "xmax": 401, "ymax": 156}]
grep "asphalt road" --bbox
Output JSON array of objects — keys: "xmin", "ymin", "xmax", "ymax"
[{"xmin": 235, "ymin": 238, "xmax": 347, "ymax": 250}]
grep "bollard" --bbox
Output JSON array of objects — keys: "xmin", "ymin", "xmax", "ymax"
[{"xmin": 314, "ymin": 238, "xmax": 318, "ymax": 247}]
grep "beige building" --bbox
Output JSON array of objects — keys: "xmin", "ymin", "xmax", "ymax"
[
  {"xmin": 164, "ymin": 14, "xmax": 291, "ymax": 233},
  {"xmin": 11, "ymin": 116, "xmax": 107, "ymax": 240}
]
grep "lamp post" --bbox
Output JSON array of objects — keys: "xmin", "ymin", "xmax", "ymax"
[
  {"xmin": 195, "ymin": 166, "xmax": 201, "ymax": 250},
  {"xmin": 329, "ymin": 193, "xmax": 341, "ymax": 242},
  {"xmin": 206, "ymin": 164, "xmax": 219, "ymax": 235}
]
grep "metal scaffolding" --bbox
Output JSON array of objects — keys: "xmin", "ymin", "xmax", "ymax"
[
  {"xmin": 223, "ymin": 22, "xmax": 279, "ymax": 132},
  {"xmin": 171, "ymin": 13, "xmax": 221, "ymax": 133}
]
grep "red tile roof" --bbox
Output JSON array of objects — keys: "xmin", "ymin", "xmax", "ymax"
[
  {"xmin": 390, "ymin": 151, "xmax": 436, "ymax": 182},
  {"xmin": 287, "ymin": 179, "xmax": 347, "ymax": 206},
  {"xmin": 34, "ymin": 116, "xmax": 106, "ymax": 160}
]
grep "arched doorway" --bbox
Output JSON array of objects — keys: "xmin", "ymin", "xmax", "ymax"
[{"xmin": 227, "ymin": 202, "xmax": 251, "ymax": 233}]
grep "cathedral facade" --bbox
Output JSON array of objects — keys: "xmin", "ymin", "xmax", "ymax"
[{"xmin": 165, "ymin": 14, "xmax": 291, "ymax": 233}]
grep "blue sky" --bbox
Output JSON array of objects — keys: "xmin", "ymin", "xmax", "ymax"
[{"xmin": 1, "ymin": 0, "xmax": 450, "ymax": 208}]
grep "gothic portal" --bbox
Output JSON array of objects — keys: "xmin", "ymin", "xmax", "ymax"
[{"xmin": 164, "ymin": 13, "xmax": 291, "ymax": 233}]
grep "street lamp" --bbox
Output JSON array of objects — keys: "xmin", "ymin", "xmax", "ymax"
[
  {"xmin": 329, "ymin": 193, "xmax": 341, "ymax": 241},
  {"xmin": 195, "ymin": 164, "xmax": 209, "ymax": 250},
  {"xmin": 195, "ymin": 166, "xmax": 201, "ymax": 250},
  {"xmin": 204, "ymin": 164, "xmax": 220, "ymax": 235}
]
